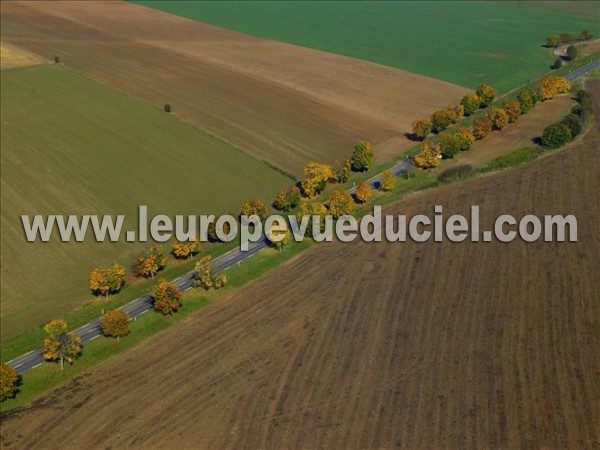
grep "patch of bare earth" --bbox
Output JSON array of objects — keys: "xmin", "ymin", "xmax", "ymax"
[
  {"xmin": 0, "ymin": 1, "xmax": 468, "ymax": 176},
  {"xmin": 1, "ymin": 84, "xmax": 598, "ymax": 449},
  {"xmin": 0, "ymin": 41, "xmax": 45, "ymax": 69}
]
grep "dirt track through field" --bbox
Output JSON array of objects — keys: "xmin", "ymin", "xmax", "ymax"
[
  {"xmin": 2, "ymin": 83, "xmax": 599, "ymax": 449},
  {"xmin": 0, "ymin": 0, "xmax": 468, "ymax": 175}
]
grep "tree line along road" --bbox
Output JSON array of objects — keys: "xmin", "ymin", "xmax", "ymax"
[{"xmin": 5, "ymin": 58, "xmax": 599, "ymax": 374}]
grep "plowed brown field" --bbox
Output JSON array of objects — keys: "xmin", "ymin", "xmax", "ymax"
[
  {"xmin": 0, "ymin": 0, "xmax": 468, "ymax": 176},
  {"xmin": 2, "ymin": 82, "xmax": 598, "ymax": 450}
]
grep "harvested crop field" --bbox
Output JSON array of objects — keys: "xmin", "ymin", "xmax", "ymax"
[
  {"xmin": 0, "ymin": 0, "xmax": 469, "ymax": 176},
  {"xmin": 2, "ymin": 82, "xmax": 598, "ymax": 449}
]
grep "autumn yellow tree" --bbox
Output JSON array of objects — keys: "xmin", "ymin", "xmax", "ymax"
[
  {"xmin": 502, "ymin": 100, "xmax": 522, "ymax": 122},
  {"xmin": 193, "ymin": 255, "xmax": 214, "ymax": 290},
  {"xmin": 472, "ymin": 117, "xmax": 493, "ymax": 140},
  {"xmin": 273, "ymin": 185, "xmax": 300, "ymax": 212},
  {"xmin": 213, "ymin": 273, "xmax": 228, "ymax": 289},
  {"xmin": 460, "ymin": 93, "xmax": 481, "ymax": 116},
  {"xmin": 101, "ymin": 309, "xmax": 130, "ymax": 340},
  {"xmin": 171, "ymin": 238, "xmax": 200, "ymax": 259},
  {"xmin": 455, "ymin": 127, "xmax": 476, "ymax": 151},
  {"xmin": 476, "ymin": 84, "xmax": 498, "ymax": 107},
  {"xmin": 327, "ymin": 189, "xmax": 355, "ymax": 219},
  {"xmin": 89, "ymin": 263, "xmax": 126, "ymax": 299},
  {"xmin": 431, "ymin": 108, "xmax": 455, "ymax": 133},
  {"xmin": 336, "ymin": 160, "xmax": 352, "ymax": 183},
  {"xmin": 413, "ymin": 142, "xmax": 441, "ymax": 169},
  {"xmin": 379, "ymin": 169, "xmax": 396, "ymax": 191},
  {"xmin": 297, "ymin": 199, "xmax": 329, "ymax": 236},
  {"xmin": 135, "ymin": 244, "xmax": 166, "ymax": 279},
  {"xmin": 152, "ymin": 279, "xmax": 182, "ymax": 315},
  {"xmin": 411, "ymin": 118, "xmax": 432, "ymax": 140},
  {"xmin": 267, "ymin": 227, "xmax": 291, "ymax": 252},
  {"xmin": 488, "ymin": 107, "xmax": 509, "ymax": 130},
  {"xmin": 301, "ymin": 161, "xmax": 335, "ymax": 197},
  {"xmin": 350, "ymin": 142, "xmax": 374, "ymax": 172},
  {"xmin": 538, "ymin": 75, "xmax": 571, "ymax": 101},
  {"xmin": 355, "ymin": 182, "xmax": 372, "ymax": 203},
  {"xmin": 241, "ymin": 198, "xmax": 268, "ymax": 219},
  {"xmin": 0, "ymin": 364, "xmax": 19, "ymax": 402},
  {"xmin": 451, "ymin": 104, "xmax": 465, "ymax": 123},
  {"xmin": 43, "ymin": 319, "xmax": 82, "ymax": 370}
]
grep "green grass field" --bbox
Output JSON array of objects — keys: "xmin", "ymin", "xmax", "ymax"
[
  {"xmin": 1, "ymin": 64, "xmax": 290, "ymax": 340},
  {"xmin": 134, "ymin": 0, "xmax": 599, "ymax": 92}
]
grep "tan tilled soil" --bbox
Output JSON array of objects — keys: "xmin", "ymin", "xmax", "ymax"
[{"xmin": 0, "ymin": 0, "xmax": 469, "ymax": 176}]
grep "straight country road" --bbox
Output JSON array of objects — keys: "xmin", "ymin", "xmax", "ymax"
[{"xmin": 6, "ymin": 58, "xmax": 598, "ymax": 374}]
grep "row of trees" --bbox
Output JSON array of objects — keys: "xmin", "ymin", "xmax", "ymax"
[
  {"xmin": 545, "ymin": 30, "xmax": 593, "ymax": 48},
  {"xmin": 542, "ymin": 89, "xmax": 592, "ymax": 149},
  {"xmin": 413, "ymin": 75, "xmax": 571, "ymax": 169},
  {"xmin": 411, "ymin": 84, "xmax": 499, "ymax": 141}
]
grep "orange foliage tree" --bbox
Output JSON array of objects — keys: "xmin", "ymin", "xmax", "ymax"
[
  {"xmin": 502, "ymin": 100, "xmax": 522, "ymax": 122},
  {"xmin": 472, "ymin": 117, "xmax": 493, "ymax": 139},
  {"xmin": 152, "ymin": 279, "xmax": 182, "ymax": 315},
  {"xmin": 488, "ymin": 107, "xmax": 509, "ymax": 130}
]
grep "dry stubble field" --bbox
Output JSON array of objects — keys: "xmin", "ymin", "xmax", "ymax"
[
  {"xmin": 2, "ymin": 83, "xmax": 598, "ymax": 449},
  {"xmin": 0, "ymin": 0, "xmax": 468, "ymax": 176}
]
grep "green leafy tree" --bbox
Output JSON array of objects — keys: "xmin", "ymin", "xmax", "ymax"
[
  {"xmin": 545, "ymin": 34, "xmax": 561, "ymax": 48},
  {"xmin": 542, "ymin": 123, "xmax": 572, "ymax": 149},
  {"xmin": 350, "ymin": 141, "xmax": 374, "ymax": 172},
  {"xmin": 517, "ymin": 90, "xmax": 534, "ymax": 114},
  {"xmin": 551, "ymin": 58, "xmax": 562, "ymax": 70},
  {"xmin": 579, "ymin": 30, "xmax": 593, "ymax": 41},
  {"xmin": 560, "ymin": 32, "xmax": 574, "ymax": 44},
  {"xmin": 438, "ymin": 132, "xmax": 460, "ymax": 158},
  {"xmin": 566, "ymin": 45, "xmax": 578, "ymax": 61}
]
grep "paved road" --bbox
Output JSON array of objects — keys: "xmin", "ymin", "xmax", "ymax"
[
  {"xmin": 565, "ymin": 58, "xmax": 600, "ymax": 81},
  {"xmin": 6, "ymin": 58, "xmax": 599, "ymax": 374}
]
